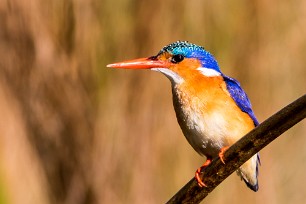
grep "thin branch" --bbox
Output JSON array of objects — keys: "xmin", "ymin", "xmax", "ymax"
[{"xmin": 167, "ymin": 94, "xmax": 306, "ymax": 204}]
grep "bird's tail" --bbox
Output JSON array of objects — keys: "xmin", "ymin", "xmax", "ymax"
[{"xmin": 237, "ymin": 153, "xmax": 260, "ymax": 192}]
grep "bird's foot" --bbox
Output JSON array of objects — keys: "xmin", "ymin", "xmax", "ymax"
[
  {"xmin": 219, "ymin": 146, "xmax": 230, "ymax": 164},
  {"xmin": 195, "ymin": 157, "xmax": 212, "ymax": 187}
]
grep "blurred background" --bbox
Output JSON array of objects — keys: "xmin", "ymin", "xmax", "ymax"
[{"xmin": 0, "ymin": 0, "xmax": 305, "ymax": 203}]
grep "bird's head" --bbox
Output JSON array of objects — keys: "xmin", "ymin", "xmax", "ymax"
[{"xmin": 107, "ymin": 41, "xmax": 221, "ymax": 84}]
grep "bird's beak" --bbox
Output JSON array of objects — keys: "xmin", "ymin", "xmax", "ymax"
[{"xmin": 107, "ymin": 57, "xmax": 169, "ymax": 69}]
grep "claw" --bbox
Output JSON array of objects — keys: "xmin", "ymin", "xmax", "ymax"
[
  {"xmin": 195, "ymin": 168, "xmax": 207, "ymax": 187},
  {"xmin": 219, "ymin": 146, "xmax": 230, "ymax": 164},
  {"xmin": 195, "ymin": 157, "xmax": 212, "ymax": 187}
]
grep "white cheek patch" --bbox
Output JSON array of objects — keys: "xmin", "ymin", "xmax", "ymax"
[
  {"xmin": 197, "ymin": 67, "xmax": 221, "ymax": 77},
  {"xmin": 151, "ymin": 68, "xmax": 184, "ymax": 84}
]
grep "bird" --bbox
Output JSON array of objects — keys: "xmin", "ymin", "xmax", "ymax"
[{"xmin": 107, "ymin": 41, "xmax": 260, "ymax": 192}]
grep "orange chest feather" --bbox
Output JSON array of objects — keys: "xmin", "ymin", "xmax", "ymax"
[
  {"xmin": 175, "ymin": 76, "xmax": 230, "ymax": 114},
  {"xmin": 172, "ymin": 75, "xmax": 255, "ymax": 148}
]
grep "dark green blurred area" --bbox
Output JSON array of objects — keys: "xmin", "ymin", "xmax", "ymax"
[{"xmin": 0, "ymin": 0, "xmax": 305, "ymax": 204}]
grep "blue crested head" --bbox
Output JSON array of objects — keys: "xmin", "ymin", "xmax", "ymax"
[{"xmin": 157, "ymin": 41, "xmax": 220, "ymax": 72}]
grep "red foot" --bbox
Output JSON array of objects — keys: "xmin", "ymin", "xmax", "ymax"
[
  {"xmin": 219, "ymin": 146, "xmax": 230, "ymax": 164},
  {"xmin": 195, "ymin": 157, "xmax": 212, "ymax": 187}
]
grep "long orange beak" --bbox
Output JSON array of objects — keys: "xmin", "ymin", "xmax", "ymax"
[{"xmin": 107, "ymin": 57, "xmax": 169, "ymax": 69}]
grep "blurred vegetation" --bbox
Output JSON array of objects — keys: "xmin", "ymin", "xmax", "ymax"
[{"xmin": 0, "ymin": 0, "xmax": 305, "ymax": 204}]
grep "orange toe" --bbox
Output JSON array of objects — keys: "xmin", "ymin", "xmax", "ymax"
[
  {"xmin": 195, "ymin": 168, "xmax": 207, "ymax": 187},
  {"xmin": 194, "ymin": 157, "xmax": 212, "ymax": 187},
  {"xmin": 219, "ymin": 146, "xmax": 230, "ymax": 164}
]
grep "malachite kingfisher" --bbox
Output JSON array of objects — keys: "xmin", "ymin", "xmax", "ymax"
[{"xmin": 107, "ymin": 41, "xmax": 260, "ymax": 192}]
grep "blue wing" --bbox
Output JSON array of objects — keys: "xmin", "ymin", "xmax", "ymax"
[
  {"xmin": 223, "ymin": 75, "xmax": 259, "ymax": 126},
  {"xmin": 223, "ymin": 75, "xmax": 261, "ymax": 188}
]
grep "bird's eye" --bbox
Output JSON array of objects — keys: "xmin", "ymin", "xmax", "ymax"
[{"xmin": 171, "ymin": 54, "xmax": 184, "ymax": 63}]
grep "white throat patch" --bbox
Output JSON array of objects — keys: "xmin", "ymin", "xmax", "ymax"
[
  {"xmin": 197, "ymin": 67, "xmax": 221, "ymax": 77},
  {"xmin": 151, "ymin": 68, "xmax": 184, "ymax": 84}
]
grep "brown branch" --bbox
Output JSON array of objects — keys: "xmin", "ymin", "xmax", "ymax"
[{"xmin": 167, "ymin": 94, "xmax": 306, "ymax": 204}]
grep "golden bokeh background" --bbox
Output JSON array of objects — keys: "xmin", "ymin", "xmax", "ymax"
[{"xmin": 0, "ymin": 0, "xmax": 305, "ymax": 203}]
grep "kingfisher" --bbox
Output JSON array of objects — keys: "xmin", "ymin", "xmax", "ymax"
[{"xmin": 107, "ymin": 41, "xmax": 260, "ymax": 192}]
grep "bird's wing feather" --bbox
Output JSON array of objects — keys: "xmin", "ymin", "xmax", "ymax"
[
  {"xmin": 223, "ymin": 75, "xmax": 261, "ymax": 184},
  {"xmin": 223, "ymin": 75, "xmax": 259, "ymax": 126}
]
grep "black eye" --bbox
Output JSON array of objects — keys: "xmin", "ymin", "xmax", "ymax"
[{"xmin": 171, "ymin": 54, "xmax": 184, "ymax": 63}]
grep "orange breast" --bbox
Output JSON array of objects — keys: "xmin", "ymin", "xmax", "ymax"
[{"xmin": 172, "ymin": 73, "xmax": 255, "ymax": 156}]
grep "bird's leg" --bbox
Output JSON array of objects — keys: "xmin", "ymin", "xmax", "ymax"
[
  {"xmin": 195, "ymin": 156, "xmax": 212, "ymax": 187},
  {"xmin": 218, "ymin": 146, "xmax": 230, "ymax": 164}
]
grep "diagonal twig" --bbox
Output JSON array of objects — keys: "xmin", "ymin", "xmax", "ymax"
[{"xmin": 167, "ymin": 94, "xmax": 306, "ymax": 204}]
